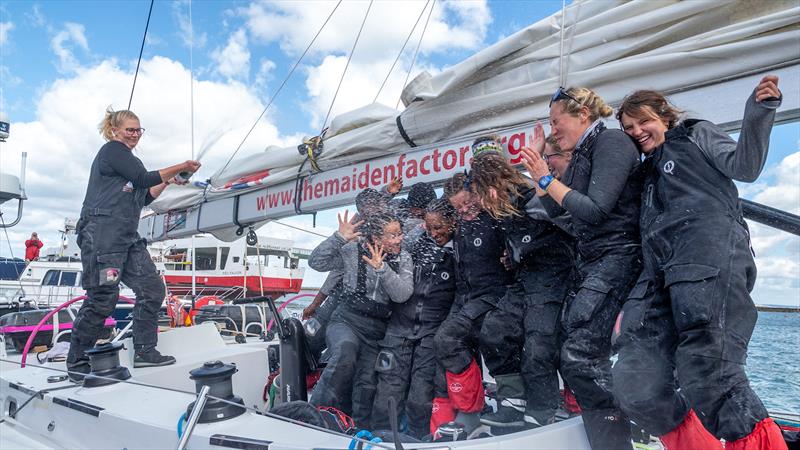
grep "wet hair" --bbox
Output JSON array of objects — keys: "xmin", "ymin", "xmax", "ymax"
[
  {"xmin": 407, "ymin": 182, "xmax": 436, "ymax": 210},
  {"xmin": 616, "ymin": 89, "xmax": 684, "ymax": 130},
  {"xmin": 361, "ymin": 211, "xmax": 400, "ymax": 243},
  {"xmin": 470, "ymin": 153, "xmax": 528, "ymax": 218},
  {"xmin": 98, "ymin": 106, "xmax": 139, "ymax": 141},
  {"xmin": 425, "ymin": 198, "xmax": 458, "ymax": 223},
  {"xmin": 355, "ymin": 188, "xmax": 388, "ymax": 216},
  {"xmin": 553, "ymin": 87, "xmax": 613, "ymax": 122},
  {"xmin": 443, "ymin": 172, "xmax": 469, "ymax": 199}
]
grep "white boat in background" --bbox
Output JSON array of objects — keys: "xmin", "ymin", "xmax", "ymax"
[{"xmin": 150, "ymin": 234, "xmax": 309, "ymax": 300}]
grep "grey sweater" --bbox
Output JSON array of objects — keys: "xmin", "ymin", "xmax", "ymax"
[{"xmin": 309, "ymin": 232, "xmax": 413, "ymax": 305}]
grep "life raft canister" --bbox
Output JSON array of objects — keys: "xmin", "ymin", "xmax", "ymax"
[{"xmin": 189, "ymin": 295, "xmax": 225, "ymax": 325}]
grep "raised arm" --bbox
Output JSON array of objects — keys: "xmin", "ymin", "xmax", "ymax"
[
  {"xmin": 694, "ymin": 75, "xmax": 781, "ymax": 182},
  {"xmin": 559, "ymin": 133, "xmax": 639, "ymax": 225},
  {"xmin": 309, "ymin": 210, "xmax": 363, "ymax": 272}
]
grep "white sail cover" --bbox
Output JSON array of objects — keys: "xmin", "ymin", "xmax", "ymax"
[{"xmin": 142, "ymin": 0, "xmax": 800, "ymax": 241}]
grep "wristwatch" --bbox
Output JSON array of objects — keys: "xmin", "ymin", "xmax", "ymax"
[{"xmin": 538, "ymin": 175, "xmax": 555, "ymax": 190}]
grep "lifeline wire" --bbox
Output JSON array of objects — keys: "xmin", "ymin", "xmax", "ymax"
[
  {"xmin": 396, "ymin": 0, "xmax": 435, "ymax": 110},
  {"xmin": 320, "ymin": 0, "xmax": 374, "ymax": 134},
  {"xmin": 189, "ymin": 0, "xmax": 195, "ymax": 161},
  {"xmin": 0, "ymin": 212, "xmax": 26, "ymax": 296},
  {"xmin": 273, "ymin": 220, "xmax": 327, "ymax": 238},
  {"xmin": 215, "ymin": 0, "xmax": 344, "ymax": 187},
  {"xmin": 128, "ymin": 0, "xmax": 155, "ymax": 110},
  {"xmin": 0, "ymin": 358, "xmax": 398, "ymax": 450},
  {"xmin": 372, "ymin": 0, "xmax": 431, "ymax": 104}
]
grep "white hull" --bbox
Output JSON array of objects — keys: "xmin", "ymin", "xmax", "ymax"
[{"xmin": 0, "ymin": 323, "xmax": 592, "ymax": 449}]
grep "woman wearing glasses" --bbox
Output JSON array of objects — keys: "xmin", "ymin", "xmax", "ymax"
[
  {"xmin": 521, "ymin": 87, "xmax": 643, "ymax": 450},
  {"xmin": 67, "ymin": 108, "xmax": 200, "ymax": 381},
  {"xmin": 612, "ymin": 76, "xmax": 785, "ymax": 450}
]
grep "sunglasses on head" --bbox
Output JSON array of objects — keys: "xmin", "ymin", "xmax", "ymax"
[{"xmin": 549, "ymin": 87, "xmax": 580, "ymax": 108}]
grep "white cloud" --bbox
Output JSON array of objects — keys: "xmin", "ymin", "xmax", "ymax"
[
  {"xmin": 173, "ymin": 1, "xmax": 208, "ymax": 49},
  {"xmin": 0, "ymin": 22, "xmax": 13, "ymax": 46},
  {"xmin": 0, "ymin": 55, "xmax": 296, "ymax": 261},
  {"xmin": 51, "ymin": 22, "xmax": 89, "ymax": 73},
  {"xmin": 211, "ymin": 29, "xmax": 251, "ymax": 80},
  {"xmin": 239, "ymin": 0, "xmax": 490, "ymax": 59},
  {"xmin": 254, "ymin": 58, "xmax": 276, "ymax": 91}
]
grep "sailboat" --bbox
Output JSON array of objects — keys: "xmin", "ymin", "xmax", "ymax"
[{"xmin": 1, "ymin": 1, "xmax": 798, "ymax": 448}]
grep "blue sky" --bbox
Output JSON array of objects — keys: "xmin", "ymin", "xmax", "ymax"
[{"xmin": 1, "ymin": 0, "xmax": 797, "ymax": 306}]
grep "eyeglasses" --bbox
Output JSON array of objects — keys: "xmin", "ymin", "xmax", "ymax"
[
  {"xmin": 543, "ymin": 152, "xmax": 567, "ymax": 162},
  {"xmin": 123, "ymin": 127, "xmax": 146, "ymax": 135},
  {"xmin": 549, "ymin": 87, "xmax": 580, "ymax": 107}
]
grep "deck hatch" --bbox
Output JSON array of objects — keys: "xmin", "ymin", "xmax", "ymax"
[
  {"xmin": 209, "ymin": 434, "xmax": 271, "ymax": 449},
  {"xmin": 52, "ymin": 397, "xmax": 104, "ymax": 417}
]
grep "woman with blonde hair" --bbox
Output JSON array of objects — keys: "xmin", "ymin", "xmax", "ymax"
[
  {"xmin": 67, "ymin": 107, "xmax": 200, "ymax": 381},
  {"xmin": 613, "ymin": 76, "xmax": 785, "ymax": 449},
  {"xmin": 468, "ymin": 136, "xmax": 577, "ymax": 430},
  {"xmin": 521, "ymin": 87, "xmax": 643, "ymax": 449}
]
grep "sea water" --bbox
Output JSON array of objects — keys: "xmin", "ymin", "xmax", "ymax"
[{"xmin": 747, "ymin": 311, "xmax": 800, "ymax": 414}]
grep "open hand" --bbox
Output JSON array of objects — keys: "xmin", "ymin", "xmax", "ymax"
[
  {"xmin": 521, "ymin": 126, "xmax": 551, "ymax": 180},
  {"xmin": 338, "ymin": 210, "xmax": 364, "ymax": 241},
  {"xmin": 362, "ymin": 241, "xmax": 386, "ymax": 270},
  {"xmin": 755, "ymin": 75, "xmax": 781, "ymax": 102},
  {"xmin": 387, "ymin": 177, "xmax": 403, "ymax": 195}
]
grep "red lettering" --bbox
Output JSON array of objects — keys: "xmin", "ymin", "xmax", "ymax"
[
  {"xmin": 443, "ymin": 150, "xmax": 456, "ymax": 170},
  {"xmin": 420, "ymin": 155, "xmax": 431, "ymax": 175},
  {"xmin": 280, "ymin": 189, "xmax": 292, "ymax": 205},
  {"xmin": 371, "ymin": 168, "xmax": 381, "ymax": 186},
  {"xmin": 383, "ymin": 164, "xmax": 396, "ymax": 184},
  {"xmin": 507, "ymin": 132, "xmax": 525, "ymax": 164},
  {"xmin": 341, "ymin": 175, "xmax": 352, "ymax": 193},
  {"xmin": 314, "ymin": 182, "xmax": 323, "ymax": 198},
  {"xmin": 303, "ymin": 179, "xmax": 313, "ymax": 202},
  {"xmin": 405, "ymin": 159, "xmax": 418, "ymax": 178},
  {"xmin": 323, "ymin": 178, "xmax": 340, "ymax": 196},
  {"xmin": 459, "ymin": 146, "xmax": 470, "ymax": 167},
  {"xmin": 358, "ymin": 164, "xmax": 370, "ymax": 189},
  {"xmin": 432, "ymin": 148, "xmax": 441, "ymax": 172}
]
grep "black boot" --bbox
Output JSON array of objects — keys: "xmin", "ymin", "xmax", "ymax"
[
  {"xmin": 134, "ymin": 346, "xmax": 176, "ymax": 368},
  {"xmin": 481, "ymin": 373, "xmax": 526, "ymax": 427},
  {"xmin": 580, "ymin": 409, "xmax": 633, "ymax": 450}
]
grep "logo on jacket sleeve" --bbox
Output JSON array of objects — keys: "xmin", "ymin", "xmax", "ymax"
[
  {"xmin": 521, "ymin": 235, "xmax": 531, "ymax": 243},
  {"xmin": 473, "ymin": 238, "xmax": 482, "ymax": 247},
  {"xmin": 663, "ymin": 160, "xmax": 675, "ymax": 175},
  {"xmin": 441, "ymin": 272, "xmax": 450, "ymax": 280}
]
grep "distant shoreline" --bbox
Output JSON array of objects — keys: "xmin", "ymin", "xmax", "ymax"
[{"xmin": 756, "ymin": 305, "xmax": 800, "ymax": 313}]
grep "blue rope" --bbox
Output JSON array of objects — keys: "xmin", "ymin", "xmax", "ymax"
[
  {"xmin": 365, "ymin": 436, "xmax": 383, "ymax": 450},
  {"xmin": 177, "ymin": 412, "xmax": 187, "ymax": 438},
  {"xmin": 348, "ymin": 430, "xmax": 373, "ymax": 450}
]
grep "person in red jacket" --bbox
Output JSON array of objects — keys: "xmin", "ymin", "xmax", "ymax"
[{"xmin": 25, "ymin": 233, "xmax": 43, "ymax": 261}]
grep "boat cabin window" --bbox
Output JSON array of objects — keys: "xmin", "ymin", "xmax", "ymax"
[
  {"xmin": 41, "ymin": 270, "xmax": 81, "ymax": 286},
  {"xmin": 195, "ymin": 247, "xmax": 217, "ymax": 271},
  {"xmin": 246, "ymin": 247, "xmax": 268, "ymax": 266},
  {"xmin": 165, "ymin": 248, "xmax": 189, "ymax": 271},
  {"xmin": 42, "ymin": 270, "xmax": 60, "ymax": 286},
  {"xmin": 60, "ymin": 271, "xmax": 79, "ymax": 286},
  {"xmin": 219, "ymin": 247, "xmax": 230, "ymax": 270}
]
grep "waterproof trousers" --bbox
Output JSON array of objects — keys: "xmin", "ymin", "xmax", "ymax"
[
  {"xmin": 67, "ymin": 219, "xmax": 165, "ymax": 369},
  {"xmin": 480, "ymin": 262, "xmax": 573, "ymax": 424},
  {"xmin": 372, "ymin": 334, "xmax": 440, "ymax": 438},
  {"xmin": 613, "ymin": 217, "xmax": 778, "ymax": 444},
  {"xmin": 561, "ymin": 247, "xmax": 641, "ymax": 450},
  {"xmin": 309, "ymin": 318, "xmax": 381, "ymax": 429}
]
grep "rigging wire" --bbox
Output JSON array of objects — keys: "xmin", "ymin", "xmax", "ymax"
[
  {"xmin": 0, "ymin": 212, "xmax": 27, "ymax": 298},
  {"xmin": 320, "ymin": 0, "xmax": 374, "ymax": 134},
  {"xmin": 273, "ymin": 220, "xmax": 327, "ymax": 238},
  {"xmin": 372, "ymin": 0, "xmax": 431, "ymax": 104},
  {"xmin": 128, "ymin": 0, "xmax": 155, "ymax": 110},
  {"xmin": 215, "ymin": 0, "xmax": 344, "ymax": 187},
  {"xmin": 396, "ymin": 0, "xmax": 435, "ymax": 110},
  {"xmin": 189, "ymin": 0, "xmax": 195, "ymax": 161}
]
